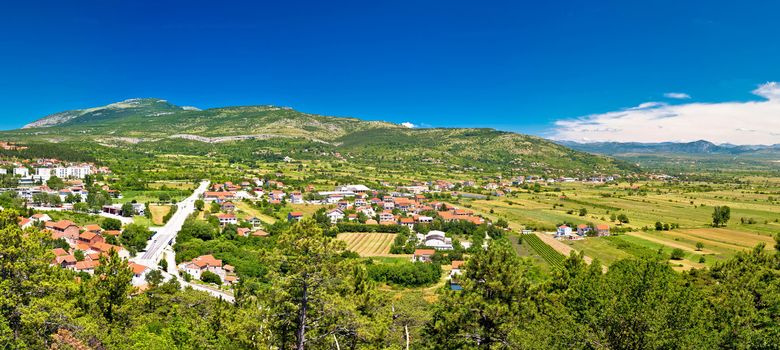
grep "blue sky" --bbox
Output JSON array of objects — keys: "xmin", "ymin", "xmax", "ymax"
[{"xmin": 2, "ymin": 1, "xmax": 780, "ymax": 143}]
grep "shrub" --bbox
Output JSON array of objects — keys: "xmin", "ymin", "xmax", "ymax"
[
  {"xmin": 670, "ymin": 248, "xmax": 685, "ymax": 260},
  {"xmin": 201, "ymin": 270, "xmax": 222, "ymax": 285}
]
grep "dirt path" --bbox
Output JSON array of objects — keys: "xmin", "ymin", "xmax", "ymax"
[{"xmin": 625, "ymin": 231, "xmax": 710, "ymax": 254}]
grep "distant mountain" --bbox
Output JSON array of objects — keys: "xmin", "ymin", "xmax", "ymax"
[
  {"xmin": 557, "ymin": 140, "xmax": 780, "ymax": 156},
  {"xmin": 6, "ymin": 98, "xmax": 637, "ymax": 175}
]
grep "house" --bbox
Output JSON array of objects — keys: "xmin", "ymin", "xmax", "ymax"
[
  {"xmin": 399, "ymin": 217, "xmax": 415, "ymax": 230},
  {"xmin": 251, "ymin": 230, "xmax": 270, "ymax": 237},
  {"xmin": 83, "ymin": 224, "xmax": 102, "ymax": 235},
  {"xmin": 74, "ymin": 260, "xmax": 99, "ymax": 275},
  {"xmin": 220, "ymin": 201, "xmax": 236, "ymax": 213},
  {"xmin": 423, "ymin": 230, "xmax": 453, "ymax": 250},
  {"xmin": 287, "ymin": 212, "xmax": 304, "ymax": 222},
  {"xmin": 178, "ymin": 255, "xmax": 225, "ymax": 280},
  {"xmin": 326, "ymin": 209, "xmax": 345, "ymax": 224},
  {"xmin": 31, "ymin": 213, "xmax": 52, "ymax": 223},
  {"xmin": 128, "ymin": 262, "xmax": 151, "ymax": 286},
  {"xmin": 412, "ymin": 249, "xmax": 436, "ymax": 263},
  {"xmin": 237, "ymin": 227, "xmax": 251, "ymax": 237},
  {"xmin": 46, "ymin": 220, "xmax": 80, "ymax": 240},
  {"xmin": 203, "ymin": 191, "xmax": 236, "ymax": 203},
  {"xmin": 216, "ymin": 214, "xmax": 237, "ymax": 226},
  {"xmin": 90, "ymin": 242, "xmax": 130, "ymax": 259},
  {"xmin": 358, "ymin": 206, "xmax": 376, "ymax": 218},
  {"xmin": 289, "ymin": 191, "xmax": 304, "ymax": 204},
  {"xmin": 596, "ymin": 224, "xmax": 610, "ymax": 236},
  {"xmin": 79, "ymin": 231, "xmax": 105, "ymax": 245},
  {"xmin": 394, "ymin": 198, "xmax": 415, "ymax": 212},
  {"xmin": 416, "ymin": 216, "xmax": 434, "ymax": 224},
  {"xmin": 450, "ymin": 260, "xmax": 465, "ymax": 276},
  {"xmin": 576, "ymin": 224, "xmax": 591, "ymax": 236},
  {"xmin": 378, "ymin": 211, "xmax": 394, "ymax": 222},
  {"xmin": 556, "ymin": 225, "xmax": 572, "ymax": 237},
  {"xmin": 246, "ymin": 216, "xmax": 263, "ymax": 227},
  {"xmin": 18, "ymin": 217, "xmax": 33, "ymax": 230}
]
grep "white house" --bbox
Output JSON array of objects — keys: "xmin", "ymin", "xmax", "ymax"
[
  {"xmin": 326, "ymin": 209, "xmax": 345, "ymax": 224},
  {"xmin": 13, "ymin": 167, "xmax": 29, "ymax": 177},
  {"xmin": 556, "ymin": 225, "xmax": 572, "ymax": 237},
  {"xmin": 129, "ymin": 262, "xmax": 151, "ymax": 286},
  {"xmin": 178, "ymin": 255, "xmax": 226, "ymax": 281},
  {"xmin": 217, "ymin": 214, "xmax": 237, "ymax": 226}
]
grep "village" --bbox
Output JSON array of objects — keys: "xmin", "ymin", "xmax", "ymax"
[{"xmin": 0, "ymin": 153, "xmax": 628, "ymax": 294}]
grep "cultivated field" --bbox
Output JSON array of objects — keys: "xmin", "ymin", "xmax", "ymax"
[
  {"xmin": 337, "ymin": 232, "xmax": 396, "ymax": 257},
  {"xmin": 451, "ymin": 179, "xmax": 780, "ymax": 270}
]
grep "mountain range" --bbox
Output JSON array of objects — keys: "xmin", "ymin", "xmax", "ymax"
[
  {"xmin": 2, "ymin": 98, "xmax": 636, "ymax": 175},
  {"xmin": 558, "ymin": 140, "xmax": 780, "ymax": 156}
]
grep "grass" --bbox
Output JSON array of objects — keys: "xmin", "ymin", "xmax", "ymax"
[
  {"xmin": 234, "ymin": 201, "xmax": 277, "ymax": 224},
  {"xmin": 510, "ymin": 234, "xmax": 552, "ymax": 273},
  {"xmin": 133, "ymin": 215, "xmax": 154, "ymax": 227},
  {"xmin": 149, "ymin": 205, "xmax": 172, "ymax": 225}
]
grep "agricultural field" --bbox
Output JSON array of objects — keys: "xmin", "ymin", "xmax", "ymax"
[
  {"xmin": 454, "ymin": 178, "xmax": 780, "ymax": 270},
  {"xmin": 521, "ymin": 233, "xmax": 565, "ymax": 269},
  {"xmin": 337, "ymin": 232, "xmax": 396, "ymax": 257}
]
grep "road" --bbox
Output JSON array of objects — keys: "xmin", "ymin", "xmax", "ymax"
[
  {"xmin": 132, "ymin": 180, "xmax": 209, "ymax": 267},
  {"xmin": 129, "ymin": 180, "xmax": 235, "ymax": 302}
]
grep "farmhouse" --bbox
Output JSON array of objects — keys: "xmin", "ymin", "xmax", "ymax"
[
  {"xmin": 596, "ymin": 224, "xmax": 611, "ymax": 236},
  {"xmin": 556, "ymin": 225, "xmax": 572, "ymax": 237},
  {"xmin": 576, "ymin": 224, "xmax": 591, "ymax": 236}
]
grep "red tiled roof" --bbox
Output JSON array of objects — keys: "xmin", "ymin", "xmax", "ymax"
[
  {"xmin": 52, "ymin": 248, "xmax": 69, "ymax": 256},
  {"xmin": 128, "ymin": 262, "xmax": 148, "ymax": 275},
  {"xmin": 414, "ymin": 249, "xmax": 435, "ymax": 256}
]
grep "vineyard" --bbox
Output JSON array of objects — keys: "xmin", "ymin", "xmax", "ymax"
[
  {"xmin": 523, "ymin": 233, "xmax": 565, "ymax": 268},
  {"xmin": 337, "ymin": 232, "xmax": 396, "ymax": 257}
]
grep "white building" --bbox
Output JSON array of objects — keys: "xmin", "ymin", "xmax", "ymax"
[
  {"xmin": 326, "ymin": 209, "xmax": 345, "ymax": 224},
  {"xmin": 13, "ymin": 167, "xmax": 29, "ymax": 177},
  {"xmin": 423, "ymin": 230, "xmax": 453, "ymax": 250},
  {"xmin": 556, "ymin": 225, "xmax": 573, "ymax": 237}
]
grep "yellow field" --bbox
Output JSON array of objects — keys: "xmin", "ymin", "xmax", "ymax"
[
  {"xmin": 149, "ymin": 205, "xmax": 172, "ymax": 225},
  {"xmin": 234, "ymin": 201, "xmax": 277, "ymax": 224},
  {"xmin": 337, "ymin": 232, "xmax": 396, "ymax": 257}
]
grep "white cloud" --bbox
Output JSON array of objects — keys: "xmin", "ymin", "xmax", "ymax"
[
  {"xmin": 552, "ymin": 82, "xmax": 780, "ymax": 145},
  {"xmin": 401, "ymin": 122, "xmax": 416, "ymax": 128},
  {"xmin": 663, "ymin": 92, "xmax": 691, "ymax": 99}
]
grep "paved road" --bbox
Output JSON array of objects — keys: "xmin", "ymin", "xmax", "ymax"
[
  {"xmin": 129, "ymin": 180, "xmax": 235, "ymax": 302},
  {"xmin": 133, "ymin": 180, "xmax": 210, "ymax": 267}
]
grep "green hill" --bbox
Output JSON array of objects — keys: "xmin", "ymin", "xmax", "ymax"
[{"xmin": 4, "ymin": 98, "xmax": 638, "ymax": 175}]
